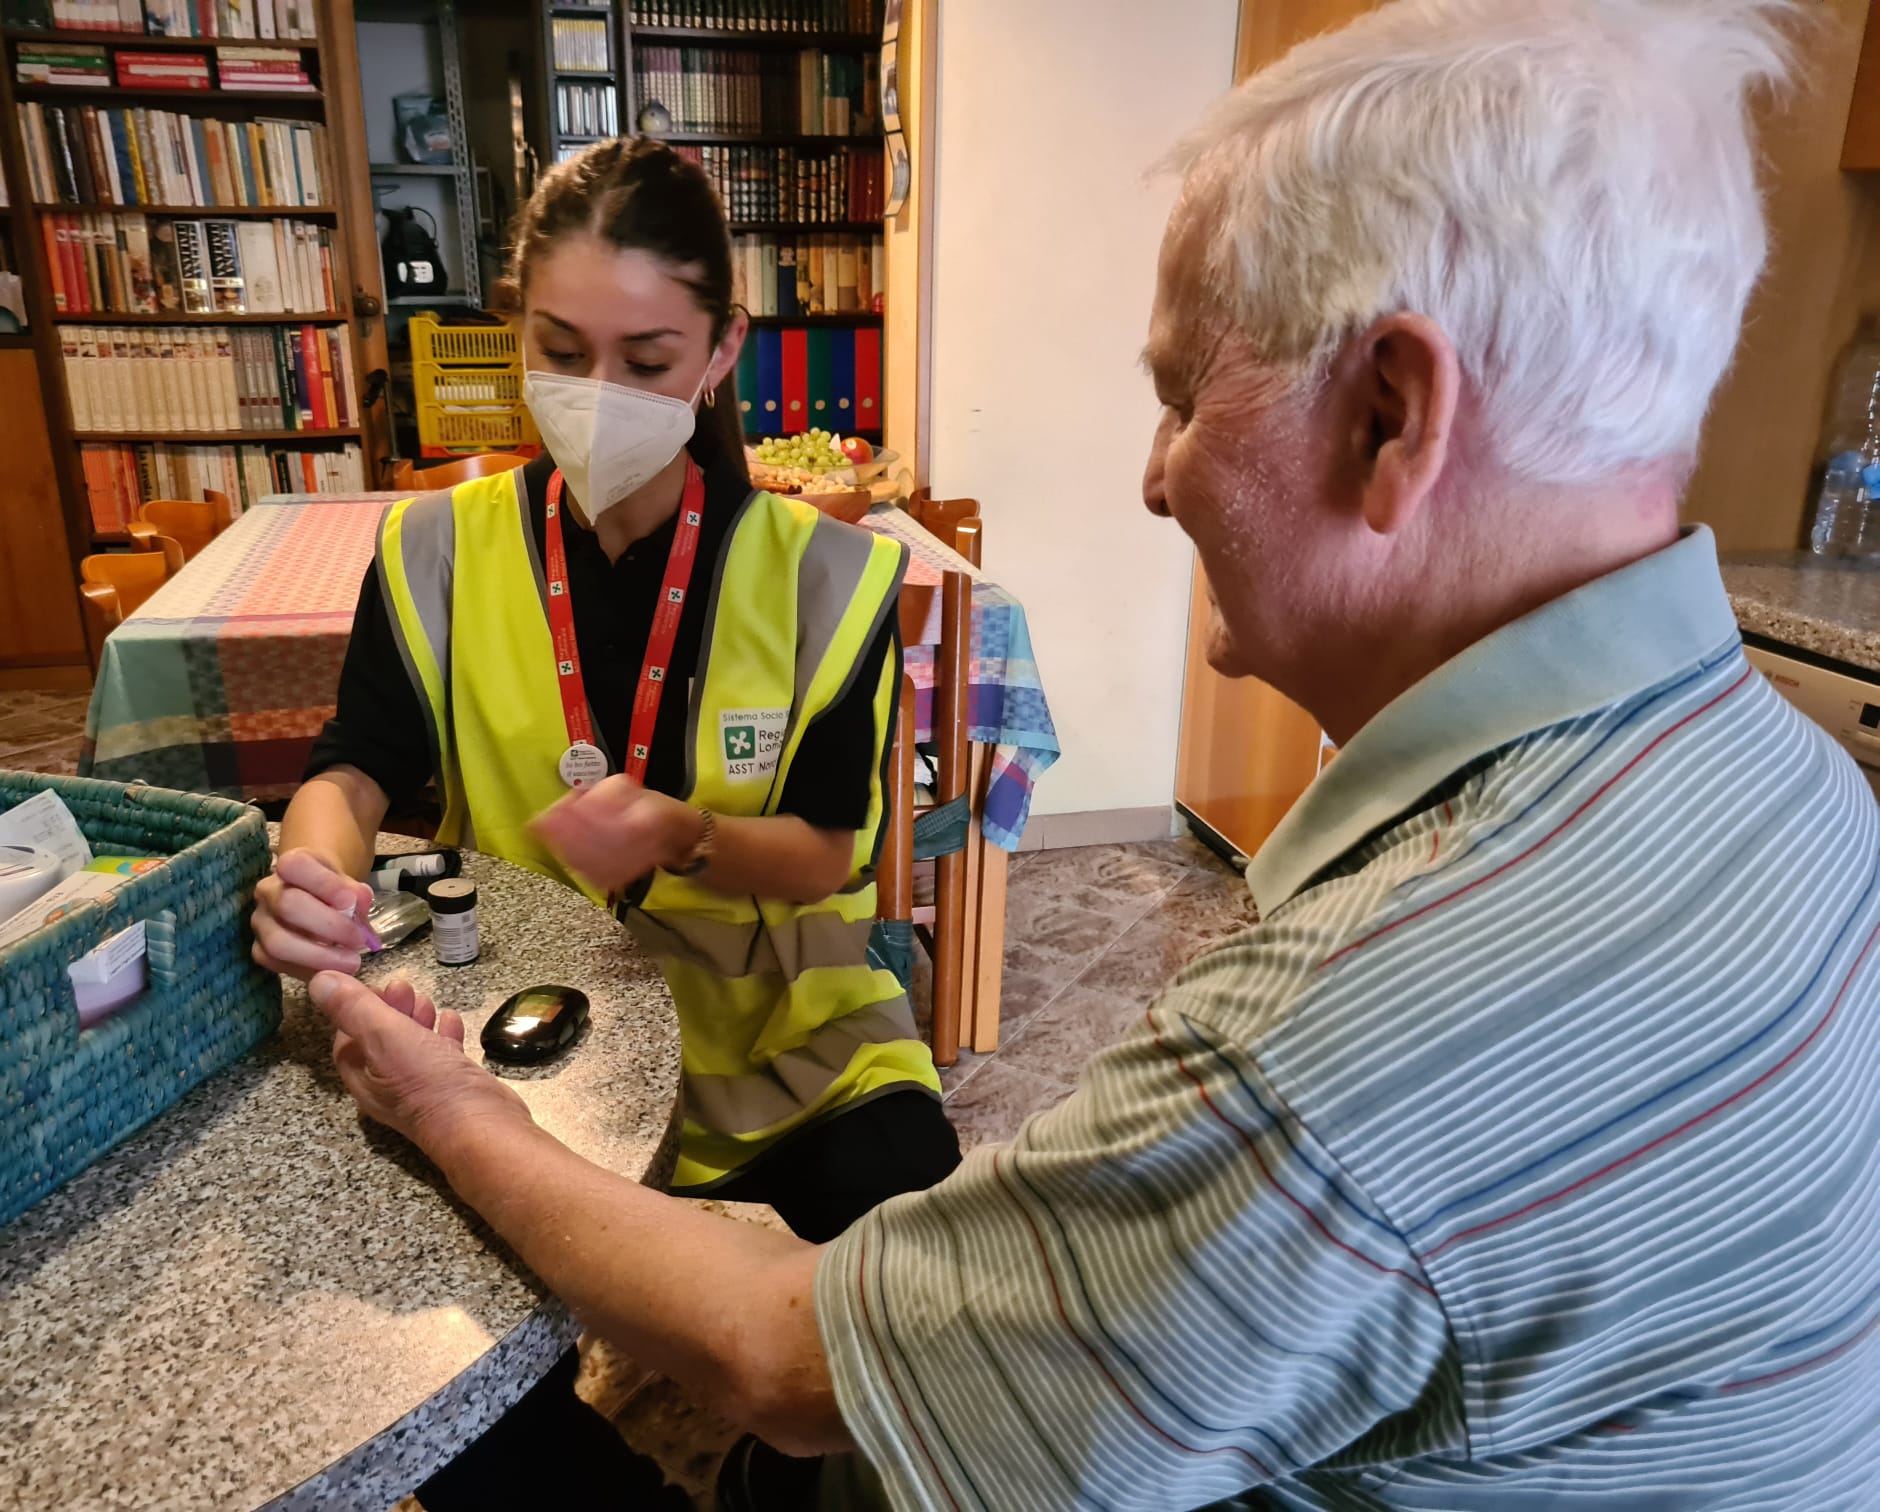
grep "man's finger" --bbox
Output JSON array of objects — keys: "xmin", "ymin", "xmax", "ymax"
[{"xmin": 309, "ymin": 971, "xmax": 419, "ymax": 1049}]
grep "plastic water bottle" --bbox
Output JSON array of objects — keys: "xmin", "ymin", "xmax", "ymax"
[
  {"xmin": 1808, "ymin": 318, "xmax": 1880, "ymax": 557},
  {"xmin": 1811, "ymin": 452, "xmax": 1870, "ymax": 555}
]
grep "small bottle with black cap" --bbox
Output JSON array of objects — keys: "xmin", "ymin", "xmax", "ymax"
[{"xmin": 428, "ymin": 878, "xmax": 480, "ymax": 967}]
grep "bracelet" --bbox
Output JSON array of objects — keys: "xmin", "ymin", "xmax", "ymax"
[{"xmin": 674, "ymin": 808, "xmax": 717, "ymax": 877}]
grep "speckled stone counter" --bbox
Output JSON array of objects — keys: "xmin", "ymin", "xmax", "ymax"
[
  {"xmin": 1721, "ymin": 553, "xmax": 1880, "ymax": 674},
  {"xmin": 0, "ymin": 838, "xmax": 680, "ymax": 1512}
]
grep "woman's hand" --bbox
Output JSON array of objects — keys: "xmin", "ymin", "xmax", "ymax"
[
  {"xmin": 530, "ymin": 775, "xmax": 702, "ymax": 894},
  {"xmin": 311, "ymin": 972, "xmax": 531, "ymax": 1152},
  {"xmin": 252, "ymin": 849, "xmax": 378, "ymax": 981}
]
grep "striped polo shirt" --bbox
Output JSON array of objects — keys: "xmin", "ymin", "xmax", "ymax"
[{"xmin": 816, "ymin": 527, "xmax": 1880, "ymax": 1510}]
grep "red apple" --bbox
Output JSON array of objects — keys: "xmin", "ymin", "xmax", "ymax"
[{"xmin": 840, "ymin": 436, "xmax": 874, "ymax": 465}]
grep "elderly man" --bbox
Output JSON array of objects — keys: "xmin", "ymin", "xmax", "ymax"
[{"xmin": 312, "ymin": 0, "xmax": 1879, "ymax": 1506}]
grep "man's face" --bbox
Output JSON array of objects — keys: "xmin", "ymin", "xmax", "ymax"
[{"xmin": 1141, "ymin": 208, "xmax": 1336, "ymax": 681}]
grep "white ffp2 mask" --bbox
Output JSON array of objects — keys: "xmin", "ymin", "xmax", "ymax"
[{"xmin": 523, "ymin": 369, "xmax": 707, "ymax": 520}]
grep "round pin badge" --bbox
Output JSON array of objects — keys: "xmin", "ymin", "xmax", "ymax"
[{"xmin": 558, "ymin": 741, "xmax": 609, "ymax": 789}]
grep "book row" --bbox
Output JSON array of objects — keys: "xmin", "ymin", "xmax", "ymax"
[
  {"xmin": 17, "ymin": 41, "xmax": 314, "ymax": 91},
  {"xmin": 8, "ymin": 0, "xmax": 318, "ymax": 39},
  {"xmin": 555, "ymin": 81, "xmax": 618, "ymax": 141},
  {"xmin": 731, "ymin": 231, "xmax": 882, "ymax": 318},
  {"xmin": 82, "ymin": 440, "xmax": 365, "ymax": 534},
  {"xmin": 61, "ymin": 321, "xmax": 358, "ymax": 434},
  {"xmin": 680, "ymin": 142, "xmax": 881, "ymax": 224},
  {"xmin": 734, "ymin": 324, "xmax": 881, "ymax": 436},
  {"xmin": 635, "ymin": 47, "xmax": 877, "ymax": 137},
  {"xmin": 43, "ymin": 212, "xmax": 336, "ymax": 316},
  {"xmin": 550, "ymin": 16, "xmax": 610, "ymax": 75},
  {"xmin": 18, "ymin": 102, "xmax": 330, "ymax": 208},
  {"xmin": 626, "ymin": 0, "xmax": 876, "ymax": 32}
]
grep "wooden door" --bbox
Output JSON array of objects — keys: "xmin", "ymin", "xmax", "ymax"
[
  {"xmin": 1173, "ymin": 0, "xmax": 1382, "ymax": 859},
  {"xmin": 0, "ymin": 348, "xmax": 87, "ymax": 684}
]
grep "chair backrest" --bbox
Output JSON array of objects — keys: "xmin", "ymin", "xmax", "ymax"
[
  {"xmin": 906, "ymin": 488, "xmax": 984, "ymax": 564},
  {"xmin": 202, "ymin": 489, "xmax": 234, "ymax": 528},
  {"xmin": 81, "ymin": 551, "xmax": 171, "ymax": 618},
  {"xmin": 390, "ymin": 452, "xmax": 531, "ymax": 493},
  {"xmin": 135, "ymin": 498, "xmax": 222, "ymax": 561}
]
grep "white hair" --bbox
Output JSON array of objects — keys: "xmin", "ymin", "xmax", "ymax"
[{"xmin": 1169, "ymin": 0, "xmax": 1798, "ymax": 486}]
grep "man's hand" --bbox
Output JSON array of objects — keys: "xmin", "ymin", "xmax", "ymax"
[
  {"xmin": 310, "ymin": 972, "xmax": 531, "ymax": 1153},
  {"xmin": 530, "ymin": 775, "xmax": 702, "ymax": 894},
  {"xmin": 253, "ymin": 849, "xmax": 377, "ymax": 981}
]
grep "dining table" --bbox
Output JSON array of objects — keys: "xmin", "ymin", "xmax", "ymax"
[
  {"xmin": 0, "ymin": 836, "xmax": 681, "ymax": 1512},
  {"xmin": 79, "ymin": 489, "xmax": 1060, "ymax": 1049}
]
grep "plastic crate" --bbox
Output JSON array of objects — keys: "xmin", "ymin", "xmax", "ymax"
[
  {"xmin": 0, "ymin": 772, "xmax": 279, "ymax": 1226},
  {"xmin": 408, "ymin": 312, "xmax": 524, "ymax": 368},
  {"xmin": 417, "ymin": 404, "xmax": 542, "ymax": 458}
]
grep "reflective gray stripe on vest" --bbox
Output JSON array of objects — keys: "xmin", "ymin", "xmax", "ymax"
[
  {"xmin": 772, "ymin": 516, "xmax": 909, "ymax": 799},
  {"xmin": 378, "ymin": 489, "xmax": 456, "ymax": 785},
  {"xmin": 681, "ymin": 994, "xmax": 922, "ymax": 1136},
  {"xmin": 623, "ymin": 906, "xmax": 876, "ymax": 980}
]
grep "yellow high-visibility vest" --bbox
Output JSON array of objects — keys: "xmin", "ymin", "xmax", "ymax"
[{"xmin": 377, "ymin": 467, "xmax": 940, "ymax": 1189}]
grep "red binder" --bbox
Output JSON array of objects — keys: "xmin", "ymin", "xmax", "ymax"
[
  {"xmin": 781, "ymin": 326, "xmax": 809, "ymax": 435},
  {"xmin": 853, "ymin": 325, "xmax": 881, "ymax": 433}
]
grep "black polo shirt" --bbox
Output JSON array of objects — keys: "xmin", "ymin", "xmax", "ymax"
[{"xmin": 307, "ymin": 451, "xmax": 897, "ymax": 830}]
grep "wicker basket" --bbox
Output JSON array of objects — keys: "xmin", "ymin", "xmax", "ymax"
[{"xmin": 0, "ymin": 772, "xmax": 279, "ymax": 1227}]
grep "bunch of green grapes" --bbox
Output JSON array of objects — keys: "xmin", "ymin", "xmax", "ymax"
[{"xmin": 754, "ymin": 429, "xmax": 846, "ymax": 472}]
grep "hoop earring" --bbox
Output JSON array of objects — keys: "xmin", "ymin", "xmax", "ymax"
[{"xmin": 704, "ymin": 385, "xmax": 717, "ymax": 409}]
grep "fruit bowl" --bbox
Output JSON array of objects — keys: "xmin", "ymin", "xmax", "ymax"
[{"xmin": 796, "ymin": 485, "xmax": 873, "ymax": 525}]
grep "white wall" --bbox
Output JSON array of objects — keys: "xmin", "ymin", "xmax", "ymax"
[{"xmin": 927, "ymin": 0, "xmax": 1238, "ymax": 820}]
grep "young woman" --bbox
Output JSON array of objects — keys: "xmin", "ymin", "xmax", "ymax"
[{"xmin": 253, "ymin": 138, "xmax": 957, "ymax": 1505}]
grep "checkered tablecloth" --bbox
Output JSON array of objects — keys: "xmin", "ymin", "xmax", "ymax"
[{"xmin": 81, "ymin": 495, "xmax": 1059, "ymax": 848}]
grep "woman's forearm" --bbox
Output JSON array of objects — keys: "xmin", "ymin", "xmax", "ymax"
[
  {"xmin": 279, "ymin": 766, "xmax": 389, "ymax": 878},
  {"xmin": 692, "ymin": 812, "xmax": 856, "ymax": 903}
]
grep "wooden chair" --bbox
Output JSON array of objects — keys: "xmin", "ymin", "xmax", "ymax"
[
  {"xmin": 907, "ymin": 488, "xmax": 984, "ymax": 567},
  {"xmin": 130, "ymin": 497, "xmax": 222, "ymax": 561},
  {"xmin": 389, "ymin": 453, "xmax": 531, "ymax": 493},
  {"xmin": 80, "ymin": 550, "xmax": 173, "ymax": 622},
  {"xmin": 877, "ymin": 569, "xmax": 973, "ymax": 1065}
]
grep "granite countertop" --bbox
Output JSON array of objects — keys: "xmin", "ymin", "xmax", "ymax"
[
  {"xmin": 1720, "ymin": 552, "xmax": 1880, "ymax": 674},
  {"xmin": 0, "ymin": 838, "xmax": 680, "ymax": 1512}
]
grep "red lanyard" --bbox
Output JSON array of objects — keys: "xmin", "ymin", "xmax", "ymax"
[{"xmin": 542, "ymin": 460, "xmax": 706, "ymax": 788}]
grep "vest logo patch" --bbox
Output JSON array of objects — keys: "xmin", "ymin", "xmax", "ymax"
[{"xmin": 719, "ymin": 708, "xmax": 788, "ymax": 783}]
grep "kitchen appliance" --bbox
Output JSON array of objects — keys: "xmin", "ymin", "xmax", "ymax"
[{"xmin": 1743, "ymin": 635, "xmax": 1880, "ymax": 797}]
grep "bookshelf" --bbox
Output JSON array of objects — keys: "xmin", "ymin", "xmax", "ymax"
[
  {"xmin": 0, "ymin": 0, "xmax": 374, "ymax": 568},
  {"xmin": 540, "ymin": 0, "xmax": 619, "ymax": 167},
  {"xmin": 620, "ymin": 0, "xmax": 886, "ymax": 439}
]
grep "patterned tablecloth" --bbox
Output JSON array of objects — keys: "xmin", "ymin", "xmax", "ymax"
[{"xmin": 81, "ymin": 495, "xmax": 1059, "ymax": 849}]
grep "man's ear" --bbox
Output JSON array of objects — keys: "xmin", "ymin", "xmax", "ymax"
[{"xmin": 1353, "ymin": 313, "xmax": 1458, "ymax": 536}]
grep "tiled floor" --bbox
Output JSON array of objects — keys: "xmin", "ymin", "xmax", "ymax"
[
  {"xmin": 0, "ymin": 687, "xmax": 1254, "ymax": 1507},
  {"xmin": 0, "ymin": 688, "xmax": 89, "ymax": 776}
]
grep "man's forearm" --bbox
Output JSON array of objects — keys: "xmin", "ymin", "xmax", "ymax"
[{"xmin": 431, "ymin": 1112, "xmax": 853, "ymax": 1455}]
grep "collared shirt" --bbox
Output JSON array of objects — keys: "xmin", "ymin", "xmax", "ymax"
[
  {"xmin": 307, "ymin": 450, "xmax": 897, "ymax": 829},
  {"xmin": 816, "ymin": 527, "xmax": 1880, "ymax": 1509}
]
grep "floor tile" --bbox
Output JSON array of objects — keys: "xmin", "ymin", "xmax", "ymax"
[
  {"xmin": 943, "ymin": 1059, "xmax": 1075, "ymax": 1150},
  {"xmin": 2, "ymin": 738, "xmax": 80, "ymax": 778},
  {"xmin": 994, "ymin": 977, "xmax": 1152, "ymax": 1083},
  {"xmin": 1017, "ymin": 842, "xmax": 1193, "ymax": 907}
]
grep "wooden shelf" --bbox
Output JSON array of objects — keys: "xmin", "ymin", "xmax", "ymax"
[
  {"xmin": 4, "ymin": 28, "xmax": 316, "ymax": 50},
  {"xmin": 72, "ymin": 427, "xmax": 360, "ymax": 442},
  {"xmin": 385, "ymin": 293, "xmax": 469, "ymax": 307},
  {"xmin": 728, "ymin": 219, "xmax": 879, "ymax": 234},
  {"xmin": 15, "ymin": 84, "xmax": 321, "ymax": 104},
  {"xmin": 0, "ymin": 332, "xmax": 32, "ymax": 348},
  {"xmin": 629, "ymin": 25, "xmax": 877, "ymax": 50},
  {"xmin": 656, "ymin": 131, "xmax": 882, "ymax": 147},
  {"xmin": 52, "ymin": 310, "xmax": 348, "ymax": 324},
  {"xmin": 746, "ymin": 312, "xmax": 881, "ymax": 326},
  {"xmin": 37, "ymin": 202, "xmax": 337, "ymax": 218},
  {"xmin": 368, "ymin": 162, "xmax": 460, "ymax": 177}
]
